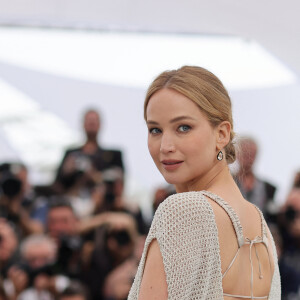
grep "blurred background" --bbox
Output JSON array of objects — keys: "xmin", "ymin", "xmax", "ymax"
[{"xmin": 0, "ymin": 1, "xmax": 300, "ymax": 299}]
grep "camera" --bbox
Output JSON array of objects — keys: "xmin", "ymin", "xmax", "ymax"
[
  {"xmin": 107, "ymin": 229, "xmax": 132, "ymax": 247},
  {"xmin": 284, "ymin": 205, "xmax": 299, "ymax": 223},
  {"xmin": 73, "ymin": 154, "xmax": 92, "ymax": 173},
  {"xmin": 0, "ymin": 163, "xmax": 23, "ymax": 198},
  {"xmin": 0, "ymin": 176, "xmax": 22, "ymax": 198},
  {"xmin": 57, "ymin": 235, "xmax": 82, "ymax": 268},
  {"xmin": 102, "ymin": 168, "xmax": 123, "ymax": 205},
  {"xmin": 15, "ymin": 262, "xmax": 55, "ymax": 286}
]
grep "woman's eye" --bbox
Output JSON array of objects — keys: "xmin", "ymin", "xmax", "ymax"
[
  {"xmin": 149, "ymin": 128, "xmax": 161, "ymax": 134},
  {"xmin": 178, "ymin": 125, "xmax": 191, "ymax": 132}
]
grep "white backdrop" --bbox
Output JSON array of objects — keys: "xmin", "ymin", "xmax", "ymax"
[
  {"xmin": 0, "ymin": 0, "xmax": 300, "ymax": 75},
  {"xmin": 0, "ymin": 27, "xmax": 299, "ymax": 215}
]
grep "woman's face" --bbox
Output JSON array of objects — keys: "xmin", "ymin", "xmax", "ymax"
[{"xmin": 146, "ymin": 88, "xmax": 219, "ymax": 188}]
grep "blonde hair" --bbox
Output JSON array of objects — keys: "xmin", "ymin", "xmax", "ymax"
[{"xmin": 144, "ymin": 66, "xmax": 236, "ymax": 164}]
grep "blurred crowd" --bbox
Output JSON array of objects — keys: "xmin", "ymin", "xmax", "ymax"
[
  {"xmin": 0, "ymin": 109, "xmax": 150, "ymax": 300},
  {"xmin": 0, "ymin": 110, "xmax": 299, "ymax": 300},
  {"xmin": 234, "ymin": 137, "xmax": 300, "ymax": 300}
]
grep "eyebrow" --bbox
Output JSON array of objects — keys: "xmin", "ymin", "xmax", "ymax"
[{"xmin": 147, "ymin": 116, "xmax": 196, "ymax": 125}]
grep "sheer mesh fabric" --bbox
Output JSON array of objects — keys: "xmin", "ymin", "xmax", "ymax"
[{"xmin": 127, "ymin": 191, "xmax": 281, "ymax": 300}]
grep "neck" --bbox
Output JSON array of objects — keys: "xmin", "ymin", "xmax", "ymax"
[
  {"xmin": 87, "ymin": 135, "xmax": 98, "ymax": 144},
  {"xmin": 83, "ymin": 140, "xmax": 98, "ymax": 154},
  {"xmin": 175, "ymin": 162, "xmax": 231, "ymax": 193}
]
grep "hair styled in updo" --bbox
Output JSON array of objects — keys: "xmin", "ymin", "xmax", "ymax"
[{"xmin": 144, "ymin": 66, "xmax": 236, "ymax": 164}]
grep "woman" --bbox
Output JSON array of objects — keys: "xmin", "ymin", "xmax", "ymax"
[{"xmin": 128, "ymin": 66, "xmax": 280, "ymax": 299}]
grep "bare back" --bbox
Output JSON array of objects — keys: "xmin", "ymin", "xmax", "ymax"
[
  {"xmin": 128, "ymin": 191, "xmax": 280, "ymax": 300},
  {"xmin": 204, "ymin": 191, "xmax": 275, "ymax": 299}
]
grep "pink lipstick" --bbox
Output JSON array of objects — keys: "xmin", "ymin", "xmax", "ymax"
[{"xmin": 161, "ymin": 160, "xmax": 183, "ymax": 171}]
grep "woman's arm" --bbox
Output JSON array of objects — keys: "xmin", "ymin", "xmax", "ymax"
[{"xmin": 138, "ymin": 239, "xmax": 168, "ymax": 300}]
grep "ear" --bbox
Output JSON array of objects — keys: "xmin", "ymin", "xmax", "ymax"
[{"xmin": 215, "ymin": 121, "xmax": 231, "ymax": 150}]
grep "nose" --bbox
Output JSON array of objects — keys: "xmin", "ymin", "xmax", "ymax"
[{"xmin": 160, "ymin": 133, "xmax": 176, "ymax": 154}]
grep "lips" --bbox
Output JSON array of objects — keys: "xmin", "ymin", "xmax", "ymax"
[
  {"xmin": 161, "ymin": 160, "xmax": 183, "ymax": 171},
  {"xmin": 161, "ymin": 160, "xmax": 183, "ymax": 165}
]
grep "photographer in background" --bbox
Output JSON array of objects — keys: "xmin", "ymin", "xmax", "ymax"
[
  {"xmin": 81, "ymin": 212, "xmax": 138, "ymax": 300},
  {"xmin": 56, "ymin": 282, "xmax": 89, "ymax": 300},
  {"xmin": 46, "ymin": 198, "xmax": 82, "ymax": 280},
  {"xmin": 102, "ymin": 234, "xmax": 146, "ymax": 300},
  {"xmin": 278, "ymin": 188, "xmax": 300, "ymax": 299},
  {"xmin": 5, "ymin": 234, "xmax": 75, "ymax": 300},
  {"xmin": 0, "ymin": 219, "xmax": 19, "ymax": 297},
  {"xmin": 91, "ymin": 168, "xmax": 148, "ymax": 235},
  {"xmin": 235, "ymin": 137, "xmax": 277, "ymax": 218},
  {"xmin": 54, "ymin": 109, "xmax": 124, "ymax": 195},
  {"xmin": 0, "ymin": 163, "xmax": 43, "ymax": 238}
]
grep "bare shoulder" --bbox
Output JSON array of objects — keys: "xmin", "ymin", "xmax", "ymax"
[{"xmin": 138, "ymin": 239, "xmax": 168, "ymax": 300}]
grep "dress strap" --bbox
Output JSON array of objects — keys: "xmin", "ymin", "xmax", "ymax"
[
  {"xmin": 202, "ymin": 191, "xmax": 272, "ymax": 299},
  {"xmin": 224, "ymin": 236, "xmax": 272, "ymax": 300},
  {"xmin": 246, "ymin": 237, "xmax": 265, "ymax": 298},
  {"xmin": 222, "ymin": 248, "xmax": 241, "ymax": 279},
  {"xmin": 253, "ymin": 205, "xmax": 268, "ymax": 246},
  {"xmin": 201, "ymin": 190, "xmax": 245, "ymax": 248}
]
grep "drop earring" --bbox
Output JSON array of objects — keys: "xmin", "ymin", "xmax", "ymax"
[{"xmin": 217, "ymin": 151, "xmax": 223, "ymax": 161}]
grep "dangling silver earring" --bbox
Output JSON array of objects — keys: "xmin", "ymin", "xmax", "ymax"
[{"xmin": 217, "ymin": 151, "xmax": 223, "ymax": 161}]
